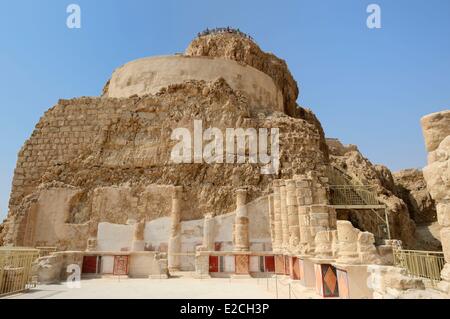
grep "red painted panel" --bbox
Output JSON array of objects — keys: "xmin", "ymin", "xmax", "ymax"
[
  {"xmin": 82, "ymin": 256, "xmax": 98, "ymax": 274},
  {"xmin": 264, "ymin": 256, "xmax": 275, "ymax": 273},
  {"xmin": 292, "ymin": 257, "xmax": 300, "ymax": 280},
  {"xmin": 209, "ymin": 256, "xmax": 219, "ymax": 273},
  {"xmin": 284, "ymin": 256, "xmax": 290, "ymax": 275},
  {"xmin": 113, "ymin": 256, "xmax": 129, "ymax": 275}
]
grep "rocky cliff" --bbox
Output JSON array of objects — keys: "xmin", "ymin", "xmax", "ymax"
[
  {"xmin": 393, "ymin": 169, "xmax": 436, "ymax": 224},
  {"xmin": 421, "ymin": 110, "xmax": 450, "ymax": 285},
  {"xmin": 0, "ymin": 34, "xmax": 329, "ymax": 248},
  {"xmin": 326, "ymin": 138, "xmax": 437, "ymax": 248}
]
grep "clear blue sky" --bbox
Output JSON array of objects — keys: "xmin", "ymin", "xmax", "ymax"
[{"xmin": 1, "ymin": 0, "xmax": 449, "ymax": 220}]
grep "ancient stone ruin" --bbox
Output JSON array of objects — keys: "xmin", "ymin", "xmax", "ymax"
[{"xmin": 0, "ymin": 31, "xmax": 448, "ymax": 298}]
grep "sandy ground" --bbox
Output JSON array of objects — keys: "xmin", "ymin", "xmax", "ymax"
[{"xmin": 2, "ymin": 276, "xmax": 319, "ymax": 299}]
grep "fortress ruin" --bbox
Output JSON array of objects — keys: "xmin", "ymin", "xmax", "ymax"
[{"xmin": 0, "ymin": 30, "xmax": 448, "ymax": 299}]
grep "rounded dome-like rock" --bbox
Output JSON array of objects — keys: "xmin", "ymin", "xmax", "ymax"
[
  {"xmin": 186, "ymin": 32, "xmax": 299, "ymax": 116},
  {"xmin": 105, "ymin": 55, "xmax": 284, "ymax": 113}
]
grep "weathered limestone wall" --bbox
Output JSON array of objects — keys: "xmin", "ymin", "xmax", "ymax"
[
  {"xmin": 421, "ymin": 110, "xmax": 450, "ymax": 293},
  {"xmin": 23, "ymin": 188, "xmax": 90, "ymax": 250},
  {"xmin": 106, "ymin": 56, "xmax": 284, "ymax": 113},
  {"xmin": 0, "ymin": 78, "xmax": 328, "ymax": 248},
  {"xmin": 95, "ymin": 195, "xmax": 272, "ymax": 270},
  {"xmin": 1, "ymin": 32, "xmax": 332, "ymax": 249},
  {"xmin": 336, "ymin": 220, "xmax": 381, "ymax": 265}
]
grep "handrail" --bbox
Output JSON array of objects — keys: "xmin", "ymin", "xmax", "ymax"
[
  {"xmin": 36, "ymin": 247, "xmax": 57, "ymax": 258},
  {"xmin": 0, "ymin": 247, "xmax": 39, "ymax": 297},
  {"xmin": 329, "ymin": 185, "xmax": 380, "ymax": 206},
  {"xmin": 393, "ymin": 248, "xmax": 445, "ymax": 286}
]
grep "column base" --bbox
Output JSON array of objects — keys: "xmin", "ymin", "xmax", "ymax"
[{"xmin": 231, "ymin": 274, "xmax": 252, "ymax": 279}]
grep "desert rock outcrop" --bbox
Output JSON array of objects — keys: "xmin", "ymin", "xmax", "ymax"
[
  {"xmin": 0, "ymin": 33, "xmax": 329, "ymax": 249},
  {"xmin": 421, "ymin": 110, "xmax": 450, "ymax": 289}
]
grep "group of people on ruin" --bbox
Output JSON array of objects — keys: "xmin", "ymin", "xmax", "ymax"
[{"xmin": 197, "ymin": 27, "xmax": 255, "ymax": 41}]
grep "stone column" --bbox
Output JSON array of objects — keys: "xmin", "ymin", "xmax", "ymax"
[
  {"xmin": 286, "ymin": 179, "xmax": 300, "ymax": 253},
  {"xmin": 279, "ymin": 180, "xmax": 289, "ymax": 253},
  {"xmin": 421, "ymin": 110, "xmax": 450, "ymax": 293},
  {"xmin": 272, "ymin": 180, "xmax": 283, "ymax": 253},
  {"xmin": 168, "ymin": 186, "xmax": 183, "ymax": 272},
  {"xmin": 295, "ymin": 176, "xmax": 314, "ymax": 253},
  {"xmin": 202, "ymin": 213, "xmax": 215, "ymax": 251},
  {"xmin": 268, "ymin": 194, "xmax": 275, "ymax": 251},
  {"xmin": 86, "ymin": 218, "xmax": 99, "ymax": 252},
  {"xmin": 131, "ymin": 219, "xmax": 145, "ymax": 251},
  {"xmin": 234, "ymin": 188, "xmax": 249, "ymax": 252}
]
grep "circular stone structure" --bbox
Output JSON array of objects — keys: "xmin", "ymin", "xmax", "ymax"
[{"xmin": 105, "ymin": 55, "xmax": 284, "ymax": 113}]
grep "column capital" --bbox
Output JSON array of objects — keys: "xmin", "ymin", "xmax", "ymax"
[{"xmin": 235, "ymin": 187, "xmax": 248, "ymax": 195}]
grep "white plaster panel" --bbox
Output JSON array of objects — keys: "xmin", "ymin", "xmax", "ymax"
[
  {"xmin": 97, "ymin": 222, "xmax": 134, "ymax": 251},
  {"xmin": 101, "ymin": 256, "xmax": 114, "ymax": 274},
  {"xmin": 224, "ymin": 255, "xmax": 235, "ymax": 273},
  {"xmin": 144, "ymin": 217, "xmax": 171, "ymax": 247},
  {"xmin": 250, "ymin": 256, "xmax": 261, "ymax": 272}
]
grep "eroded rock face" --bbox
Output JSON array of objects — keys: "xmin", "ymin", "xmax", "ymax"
[
  {"xmin": 2, "ymin": 33, "xmax": 334, "ymax": 249},
  {"xmin": 393, "ymin": 169, "xmax": 437, "ymax": 224},
  {"xmin": 1, "ymin": 78, "xmax": 328, "ymax": 248},
  {"xmin": 326, "ymin": 139, "xmax": 417, "ymax": 248},
  {"xmin": 421, "ymin": 110, "xmax": 450, "ymax": 286},
  {"xmin": 186, "ymin": 33, "xmax": 299, "ymax": 117},
  {"xmin": 423, "ymin": 135, "xmax": 450, "ymax": 205},
  {"xmin": 421, "ymin": 110, "xmax": 450, "ymax": 153}
]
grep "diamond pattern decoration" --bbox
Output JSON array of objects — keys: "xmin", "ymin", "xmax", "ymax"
[
  {"xmin": 315, "ymin": 264, "xmax": 340, "ymax": 297},
  {"xmin": 323, "ymin": 266, "xmax": 337, "ymax": 293},
  {"xmin": 235, "ymin": 255, "xmax": 249, "ymax": 274}
]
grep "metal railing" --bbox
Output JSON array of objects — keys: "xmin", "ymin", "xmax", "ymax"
[
  {"xmin": 325, "ymin": 165, "xmax": 391, "ymax": 240},
  {"xmin": 329, "ymin": 185, "xmax": 380, "ymax": 206},
  {"xmin": 36, "ymin": 247, "xmax": 57, "ymax": 258},
  {"xmin": 393, "ymin": 248, "xmax": 445, "ymax": 286},
  {"xmin": 0, "ymin": 247, "xmax": 39, "ymax": 297},
  {"xmin": 255, "ymin": 275, "xmax": 299, "ymax": 299},
  {"xmin": 325, "ymin": 166, "xmax": 356, "ymax": 186}
]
